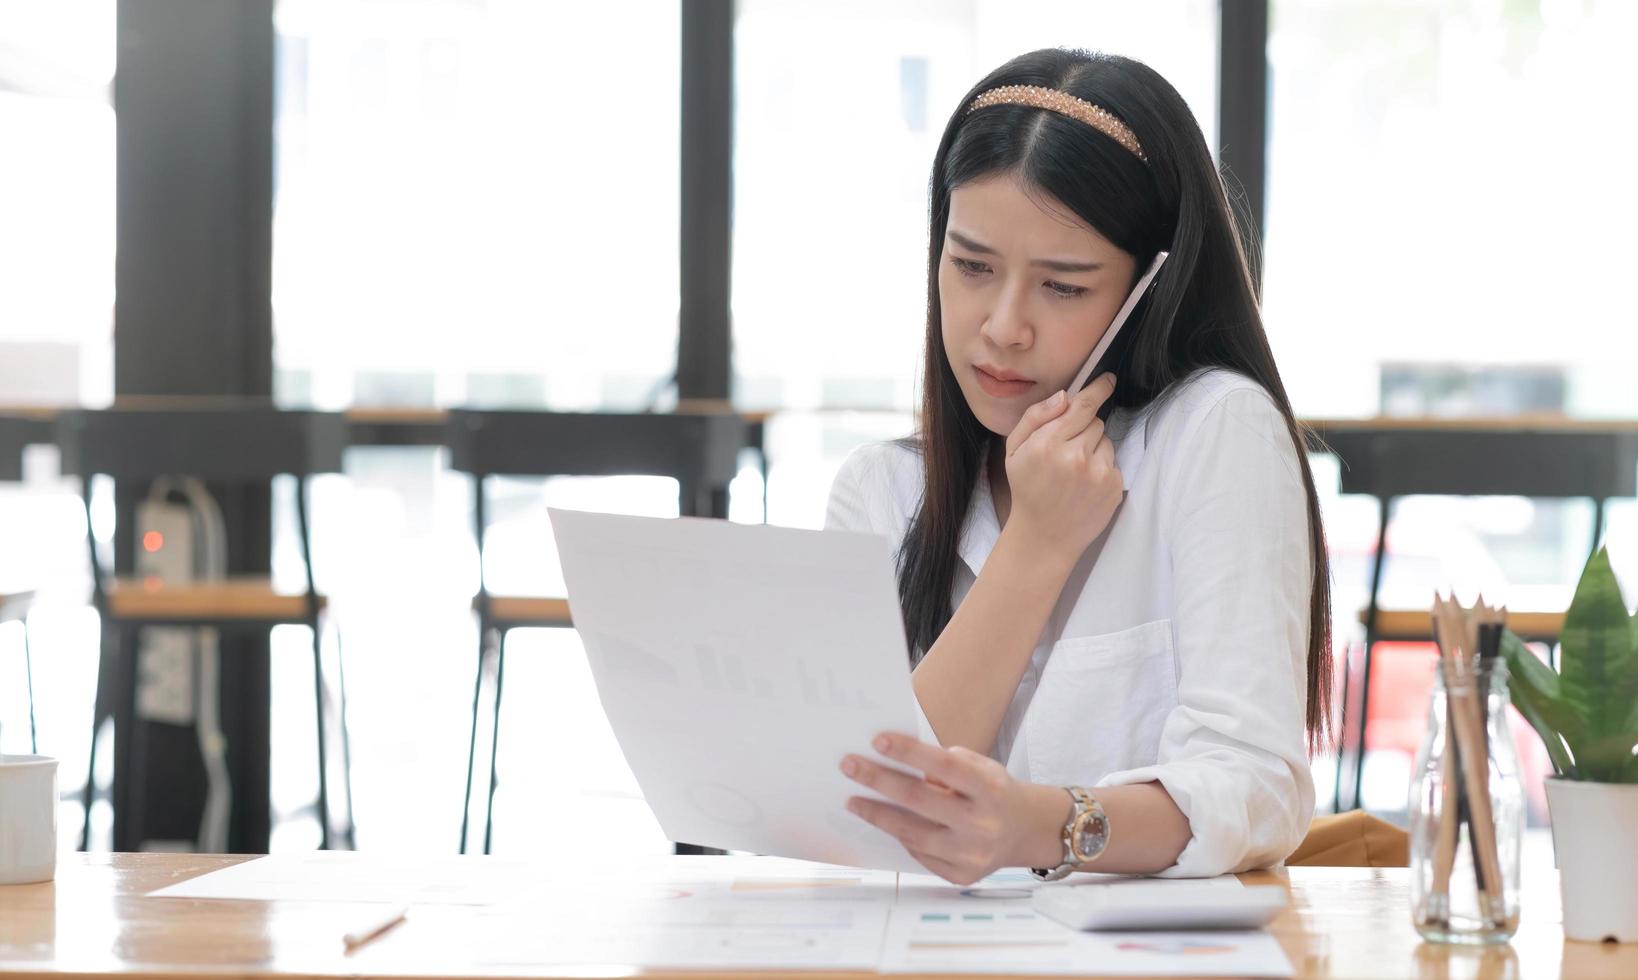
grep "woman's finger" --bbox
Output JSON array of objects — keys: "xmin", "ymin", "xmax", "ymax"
[
  {"xmin": 1040, "ymin": 372, "xmax": 1116, "ymax": 443},
  {"xmin": 847, "ymin": 796, "xmax": 946, "ymax": 854},
  {"xmin": 1070, "ymin": 416, "xmax": 1106, "ymax": 452},
  {"xmin": 1004, "ymin": 389, "xmax": 1069, "ymax": 458},
  {"xmin": 841, "ymin": 754, "xmax": 970, "ymax": 825},
  {"xmin": 867, "ymin": 732, "xmax": 989, "ymax": 798}
]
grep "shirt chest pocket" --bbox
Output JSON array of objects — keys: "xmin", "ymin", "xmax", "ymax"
[{"xmin": 1021, "ymin": 619, "xmax": 1178, "ymax": 787}]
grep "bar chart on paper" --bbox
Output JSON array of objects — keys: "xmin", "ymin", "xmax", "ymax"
[
  {"xmin": 878, "ymin": 904, "xmax": 1292, "ymax": 976},
  {"xmin": 880, "ymin": 869, "xmax": 1293, "ymax": 976}
]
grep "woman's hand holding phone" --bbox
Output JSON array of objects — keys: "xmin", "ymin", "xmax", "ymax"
[{"xmin": 1003, "ymin": 372, "xmax": 1123, "ymax": 564}]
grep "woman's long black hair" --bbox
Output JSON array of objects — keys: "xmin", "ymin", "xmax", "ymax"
[{"xmin": 897, "ymin": 48, "xmax": 1334, "ymax": 750}]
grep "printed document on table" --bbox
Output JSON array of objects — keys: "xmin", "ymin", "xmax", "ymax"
[
  {"xmin": 549, "ymin": 508, "xmax": 925, "ymax": 872},
  {"xmin": 386, "ymin": 895, "xmax": 893, "ymax": 971},
  {"xmin": 340, "ymin": 856, "xmax": 901, "ymax": 972},
  {"xmin": 879, "ymin": 905, "xmax": 1292, "ymax": 977},
  {"xmin": 880, "ymin": 868, "xmax": 1289, "ymax": 976}
]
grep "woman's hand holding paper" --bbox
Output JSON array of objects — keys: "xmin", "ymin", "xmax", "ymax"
[{"xmin": 840, "ymin": 731, "xmax": 1065, "ymax": 885}]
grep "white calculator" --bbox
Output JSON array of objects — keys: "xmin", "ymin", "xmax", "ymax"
[{"xmin": 1032, "ymin": 881, "xmax": 1288, "ymax": 931}]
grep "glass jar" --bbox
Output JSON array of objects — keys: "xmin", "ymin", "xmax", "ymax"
[{"xmin": 1409, "ymin": 658, "xmax": 1523, "ymax": 943}]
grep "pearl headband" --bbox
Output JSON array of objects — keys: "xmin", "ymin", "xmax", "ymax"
[{"xmin": 966, "ymin": 84, "xmax": 1147, "ymax": 163}]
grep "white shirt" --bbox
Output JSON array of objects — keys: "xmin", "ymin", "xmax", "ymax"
[{"xmin": 824, "ymin": 368, "xmax": 1315, "ymax": 877}]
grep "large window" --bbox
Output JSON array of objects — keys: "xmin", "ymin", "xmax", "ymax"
[
  {"xmin": 0, "ymin": 0, "xmax": 115, "ymax": 850},
  {"xmin": 273, "ymin": 0, "xmax": 680, "ymax": 412},
  {"xmin": 267, "ymin": 0, "xmax": 683, "ymax": 854},
  {"xmin": 0, "ymin": 0, "xmax": 114, "ymax": 405},
  {"xmin": 1266, "ymin": 0, "xmax": 1638, "ymax": 813},
  {"xmin": 1265, "ymin": 0, "xmax": 1638, "ymax": 419}
]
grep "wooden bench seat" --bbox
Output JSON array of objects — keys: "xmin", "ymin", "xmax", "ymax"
[
  {"xmin": 478, "ymin": 595, "xmax": 572, "ymax": 627},
  {"xmin": 106, "ymin": 577, "xmax": 324, "ymax": 623}
]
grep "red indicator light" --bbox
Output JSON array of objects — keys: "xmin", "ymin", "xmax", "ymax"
[{"xmin": 142, "ymin": 530, "xmax": 164, "ymax": 552}]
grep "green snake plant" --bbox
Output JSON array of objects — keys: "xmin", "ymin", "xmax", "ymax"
[{"xmin": 1502, "ymin": 547, "xmax": 1638, "ymax": 783}]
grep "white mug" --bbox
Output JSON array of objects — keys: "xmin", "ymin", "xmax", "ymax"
[{"xmin": 0, "ymin": 754, "xmax": 58, "ymax": 885}]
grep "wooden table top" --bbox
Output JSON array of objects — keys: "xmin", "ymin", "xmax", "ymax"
[{"xmin": 1, "ymin": 853, "xmax": 1633, "ymax": 979}]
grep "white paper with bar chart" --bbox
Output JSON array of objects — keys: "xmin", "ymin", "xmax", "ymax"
[{"xmin": 549, "ymin": 508, "xmax": 925, "ymax": 873}]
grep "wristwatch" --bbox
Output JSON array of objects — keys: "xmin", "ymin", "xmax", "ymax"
[{"xmin": 1030, "ymin": 787, "xmax": 1110, "ymax": 881}]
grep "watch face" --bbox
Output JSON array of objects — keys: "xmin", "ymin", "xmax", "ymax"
[{"xmin": 1071, "ymin": 811, "xmax": 1109, "ymax": 862}]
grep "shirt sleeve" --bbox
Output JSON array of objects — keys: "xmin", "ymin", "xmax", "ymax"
[
  {"xmin": 823, "ymin": 445, "xmax": 879, "ymax": 537},
  {"xmin": 1095, "ymin": 386, "xmax": 1317, "ymax": 877},
  {"xmin": 823, "ymin": 444, "xmax": 942, "ymax": 748}
]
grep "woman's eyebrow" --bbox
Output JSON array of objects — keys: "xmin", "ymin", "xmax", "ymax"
[{"xmin": 946, "ymin": 229, "xmax": 1103, "ymax": 274}]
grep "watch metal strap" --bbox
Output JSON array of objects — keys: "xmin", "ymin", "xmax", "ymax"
[{"xmin": 1031, "ymin": 786, "xmax": 1104, "ymax": 881}]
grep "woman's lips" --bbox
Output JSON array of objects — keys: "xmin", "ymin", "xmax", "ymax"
[{"xmin": 973, "ymin": 365, "xmax": 1037, "ymax": 398}]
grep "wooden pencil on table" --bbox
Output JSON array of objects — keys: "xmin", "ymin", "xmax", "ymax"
[
  {"xmin": 1430, "ymin": 598, "xmax": 1468, "ymax": 907},
  {"xmin": 1432, "ymin": 598, "xmax": 1488, "ymax": 903},
  {"xmin": 1431, "ymin": 595, "xmax": 1507, "ymax": 926},
  {"xmin": 1428, "ymin": 601, "xmax": 1461, "ymax": 916},
  {"xmin": 1473, "ymin": 604, "xmax": 1508, "ymax": 920},
  {"xmin": 1456, "ymin": 599, "xmax": 1497, "ymax": 905}
]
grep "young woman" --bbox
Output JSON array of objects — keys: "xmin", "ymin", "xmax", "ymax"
[{"xmin": 829, "ymin": 49, "xmax": 1332, "ymax": 884}]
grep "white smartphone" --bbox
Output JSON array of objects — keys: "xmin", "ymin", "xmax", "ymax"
[{"xmin": 1066, "ymin": 249, "xmax": 1169, "ymax": 394}]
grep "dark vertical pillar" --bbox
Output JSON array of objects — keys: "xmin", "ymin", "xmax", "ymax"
[
  {"xmin": 114, "ymin": 0, "xmax": 275, "ymax": 852},
  {"xmin": 678, "ymin": 0, "xmax": 734, "ymax": 403},
  {"xmin": 676, "ymin": 12, "xmax": 735, "ymax": 853},
  {"xmin": 1218, "ymin": 0, "xmax": 1269, "ymax": 294}
]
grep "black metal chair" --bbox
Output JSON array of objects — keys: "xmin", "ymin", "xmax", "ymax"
[
  {"xmin": 1311, "ymin": 421, "xmax": 1638, "ymax": 812},
  {"xmin": 447, "ymin": 409, "xmax": 747, "ymax": 855},
  {"xmin": 57, "ymin": 406, "xmax": 356, "ymax": 849}
]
